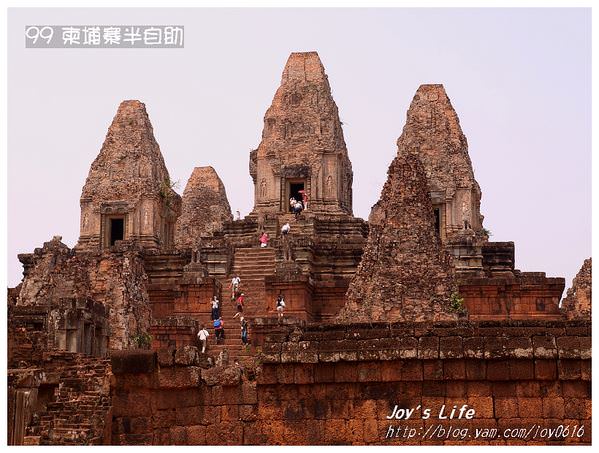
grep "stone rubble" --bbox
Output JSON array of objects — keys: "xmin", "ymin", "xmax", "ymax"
[{"xmin": 562, "ymin": 258, "xmax": 592, "ymax": 320}]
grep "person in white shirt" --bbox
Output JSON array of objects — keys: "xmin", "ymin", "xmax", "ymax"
[
  {"xmin": 281, "ymin": 222, "xmax": 290, "ymax": 236},
  {"xmin": 230, "ymin": 275, "xmax": 241, "ymax": 300},
  {"xmin": 211, "ymin": 296, "xmax": 220, "ymax": 320},
  {"xmin": 197, "ymin": 325, "xmax": 209, "ymax": 353}
]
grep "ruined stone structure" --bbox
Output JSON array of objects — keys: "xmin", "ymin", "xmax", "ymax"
[
  {"xmin": 250, "ymin": 52, "xmax": 353, "ymax": 216},
  {"xmin": 78, "ymin": 100, "xmax": 181, "ymax": 251},
  {"xmin": 339, "ymin": 147, "xmax": 458, "ymax": 322},
  {"xmin": 7, "ymin": 52, "xmax": 590, "ymax": 445},
  {"xmin": 175, "ymin": 166, "xmax": 233, "ymax": 249},
  {"xmin": 561, "ymin": 258, "xmax": 592, "ymax": 320},
  {"xmin": 10, "ymin": 236, "xmax": 151, "ymax": 358}
]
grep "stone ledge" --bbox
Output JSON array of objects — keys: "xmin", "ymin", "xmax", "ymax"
[{"xmin": 111, "ymin": 350, "xmax": 156, "ymax": 374}]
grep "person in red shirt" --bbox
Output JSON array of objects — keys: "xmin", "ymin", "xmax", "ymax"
[
  {"xmin": 234, "ymin": 293, "xmax": 245, "ymax": 318},
  {"xmin": 259, "ymin": 231, "xmax": 269, "ymax": 248}
]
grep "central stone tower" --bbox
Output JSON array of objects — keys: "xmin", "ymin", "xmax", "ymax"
[{"xmin": 249, "ymin": 51, "xmax": 353, "ymax": 216}]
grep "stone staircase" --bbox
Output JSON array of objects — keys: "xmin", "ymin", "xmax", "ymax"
[
  {"xmin": 206, "ymin": 295, "xmax": 253, "ymax": 362},
  {"xmin": 206, "ymin": 246, "xmax": 278, "ymax": 363},
  {"xmin": 230, "ymin": 247, "xmax": 275, "ymax": 315}
]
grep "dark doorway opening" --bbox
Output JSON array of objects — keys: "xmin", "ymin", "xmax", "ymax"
[
  {"xmin": 433, "ymin": 208, "xmax": 440, "ymax": 236},
  {"xmin": 110, "ymin": 218, "xmax": 124, "ymax": 245},
  {"xmin": 288, "ymin": 182, "xmax": 305, "ymax": 212}
]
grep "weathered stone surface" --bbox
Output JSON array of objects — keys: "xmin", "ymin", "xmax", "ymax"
[
  {"xmin": 250, "ymin": 51, "xmax": 353, "ymax": 215},
  {"xmin": 8, "ymin": 353, "xmax": 112, "ymax": 446},
  {"xmin": 338, "ymin": 142, "xmax": 458, "ymax": 322},
  {"xmin": 201, "ymin": 365, "xmax": 242, "ymax": 386},
  {"xmin": 561, "ymin": 258, "xmax": 591, "ymax": 320},
  {"xmin": 175, "ymin": 346, "xmax": 200, "ymax": 366},
  {"xmin": 13, "ymin": 236, "xmax": 151, "ymax": 354},
  {"xmin": 403, "ymin": 85, "xmax": 485, "ymax": 243},
  {"xmin": 105, "ymin": 319, "xmax": 591, "ymax": 446},
  {"xmin": 78, "ymin": 100, "xmax": 181, "ymax": 250},
  {"xmin": 175, "ymin": 166, "xmax": 232, "ymax": 249}
]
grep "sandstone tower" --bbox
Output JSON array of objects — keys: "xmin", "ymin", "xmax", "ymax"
[
  {"xmin": 174, "ymin": 166, "xmax": 233, "ymax": 249},
  {"xmin": 339, "ymin": 146, "xmax": 458, "ymax": 322},
  {"xmin": 249, "ymin": 51, "xmax": 353, "ymax": 216},
  {"xmin": 77, "ymin": 100, "xmax": 181, "ymax": 251},
  {"xmin": 402, "ymin": 85, "xmax": 484, "ymax": 240}
]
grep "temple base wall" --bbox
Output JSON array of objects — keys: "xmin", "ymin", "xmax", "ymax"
[{"xmin": 109, "ymin": 320, "xmax": 591, "ymax": 446}]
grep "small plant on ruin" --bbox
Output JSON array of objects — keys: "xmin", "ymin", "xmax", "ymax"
[
  {"xmin": 159, "ymin": 177, "xmax": 180, "ymax": 208},
  {"xmin": 482, "ymin": 228, "xmax": 493, "ymax": 238},
  {"xmin": 132, "ymin": 331, "xmax": 153, "ymax": 349},
  {"xmin": 449, "ymin": 292, "xmax": 467, "ymax": 315}
]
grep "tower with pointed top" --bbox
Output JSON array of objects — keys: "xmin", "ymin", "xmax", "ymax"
[
  {"xmin": 174, "ymin": 166, "xmax": 233, "ymax": 249},
  {"xmin": 77, "ymin": 100, "xmax": 181, "ymax": 251},
  {"xmin": 401, "ymin": 84, "xmax": 485, "ymax": 244},
  {"xmin": 249, "ymin": 51, "xmax": 353, "ymax": 216}
]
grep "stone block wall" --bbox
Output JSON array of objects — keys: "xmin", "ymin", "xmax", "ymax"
[
  {"xmin": 459, "ymin": 274, "xmax": 565, "ymax": 321},
  {"xmin": 109, "ymin": 319, "xmax": 591, "ymax": 445},
  {"xmin": 149, "ymin": 317, "xmax": 198, "ymax": 351},
  {"xmin": 8, "ymin": 352, "xmax": 112, "ymax": 445}
]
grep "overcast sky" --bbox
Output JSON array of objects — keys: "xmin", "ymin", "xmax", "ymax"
[{"xmin": 7, "ymin": 8, "xmax": 591, "ymax": 291}]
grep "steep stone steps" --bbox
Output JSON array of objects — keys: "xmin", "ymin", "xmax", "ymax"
[
  {"xmin": 143, "ymin": 253, "xmax": 190, "ymax": 318},
  {"xmin": 205, "ymin": 277, "xmax": 256, "ymax": 363}
]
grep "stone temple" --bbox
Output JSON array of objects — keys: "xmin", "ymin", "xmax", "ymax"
[{"xmin": 7, "ymin": 52, "xmax": 591, "ymax": 446}]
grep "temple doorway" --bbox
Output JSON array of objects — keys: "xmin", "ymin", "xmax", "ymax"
[
  {"xmin": 288, "ymin": 180, "xmax": 305, "ymax": 212},
  {"xmin": 109, "ymin": 218, "xmax": 124, "ymax": 245}
]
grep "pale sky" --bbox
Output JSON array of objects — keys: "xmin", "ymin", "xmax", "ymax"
[{"xmin": 7, "ymin": 8, "xmax": 591, "ymax": 292}]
